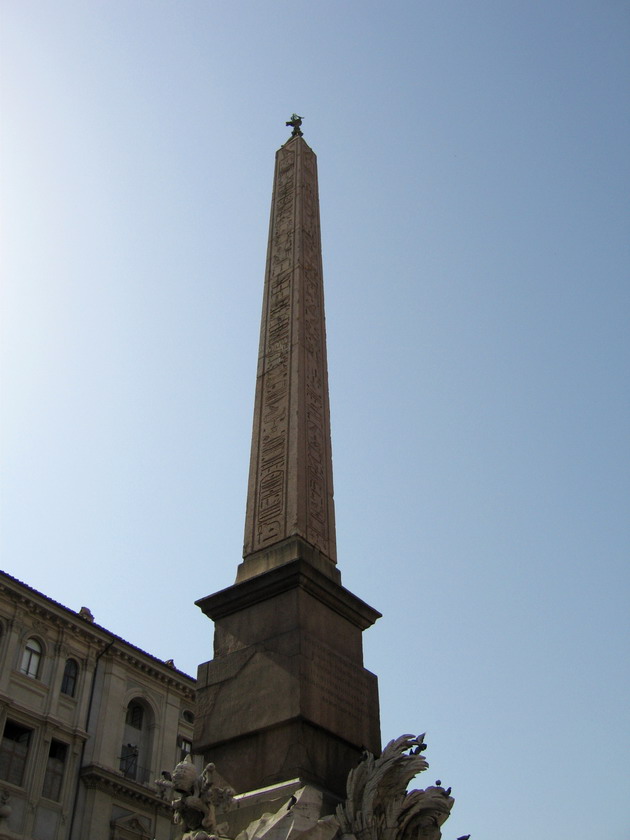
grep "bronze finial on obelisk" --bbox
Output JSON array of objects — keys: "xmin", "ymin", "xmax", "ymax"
[
  {"xmin": 238, "ymin": 116, "xmax": 338, "ymax": 583},
  {"xmin": 285, "ymin": 113, "xmax": 304, "ymax": 136}
]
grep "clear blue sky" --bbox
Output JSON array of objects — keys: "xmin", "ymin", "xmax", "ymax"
[{"xmin": 1, "ymin": 2, "xmax": 629, "ymax": 838}]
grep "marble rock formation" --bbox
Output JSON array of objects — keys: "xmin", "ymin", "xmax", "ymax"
[
  {"xmin": 235, "ymin": 786, "xmax": 339, "ymax": 840},
  {"xmin": 161, "ymin": 735, "xmax": 456, "ymax": 840}
]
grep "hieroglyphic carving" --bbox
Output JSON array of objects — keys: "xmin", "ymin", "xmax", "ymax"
[
  {"xmin": 244, "ymin": 138, "xmax": 336, "ymax": 563},
  {"xmin": 252, "ymin": 148, "xmax": 295, "ymax": 549},
  {"xmin": 299, "ymin": 146, "xmax": 333, "ymax": 557}
]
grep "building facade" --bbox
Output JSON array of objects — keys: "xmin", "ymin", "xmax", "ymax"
[{"xmin": 0, "ymin": 570, "xmax": 196, "ymax": 840}]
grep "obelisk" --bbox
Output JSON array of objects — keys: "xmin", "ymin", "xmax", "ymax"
[
  {"xmin": 195, "ymin": 118, "xmax": 381, "ymax": 800},
  {"xmin": 239, "ymin": 116, "xmax": 337, "ymax": 584}
]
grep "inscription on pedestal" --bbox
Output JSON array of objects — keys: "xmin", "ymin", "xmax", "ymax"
[{"xmin": 302, "ymin": 635, "xmax": 373, "ymax": 739}]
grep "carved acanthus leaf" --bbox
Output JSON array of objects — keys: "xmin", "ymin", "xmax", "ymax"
[{"xmin": 336, "ymin": 734, "xmax": 453, "ymax": 840}]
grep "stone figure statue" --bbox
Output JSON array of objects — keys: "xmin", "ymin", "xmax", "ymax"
[
  {"xmin": 398, "ymin": 786, "xmax": 456, "ymax": 840},
  {"xmin": 286, "ymin": 114, "xmax": 304, "ymax": 137},
  {"xmin": 155, "ymin": 756, "xmax": 235, "ymax": 839},
  {"xmin": 155, "ymin": 770, "xmax": 173, "ymax": 801}
]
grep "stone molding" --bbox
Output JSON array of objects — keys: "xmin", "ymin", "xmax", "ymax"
[
  {"xmin": 196, "ymin": 558, "xmax": 380, "ymax": 631},
  {"xmin": 0, "ymin": 690, "xmax": 89, "ymax": 741},
  {"xmin": 80, "ymin": 763, "xmax": 171, "ymax": 814}
]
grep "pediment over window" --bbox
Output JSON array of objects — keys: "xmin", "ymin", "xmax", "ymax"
[{"xmin": 111, "ymin": 812, "xmax": 152, "ymax": 840}]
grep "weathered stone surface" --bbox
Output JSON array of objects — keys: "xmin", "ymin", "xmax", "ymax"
[
  {"xmin": 155, "ymin": 757, "xmax": 235, "ymax": 838},
  {"xmin": 195, "ymin": 560, "xmax": 380, "ymax": 795},
  {"xmin": 235, "ymin": 786, "xmax": 338, "ymax": 840},
  {"xmin": 241, "ymin": 135, "xmax": 337, "ymax": 581}
]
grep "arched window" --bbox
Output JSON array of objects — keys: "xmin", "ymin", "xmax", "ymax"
[
  {"xmin": 120, "ymin": 699, "xmax": 153, "ymax": 784},
  {"xmin": 125, "ymin": 701, "xmax": 144, "ymax": 730},
  {"xmin": 20, "ymin": 638, "xmax": 42, "ymax": 678},
  {"xmin": 61, "ymin": 659, "xmax": 78, "ymax": 697}
]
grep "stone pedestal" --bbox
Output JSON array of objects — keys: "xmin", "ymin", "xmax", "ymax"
[{"xmin": 195, "ymin": 556, "xmax": 380, "ymax": 797}]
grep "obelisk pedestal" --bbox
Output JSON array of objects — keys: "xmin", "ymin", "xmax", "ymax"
[
  {"xmin": 195, "ymin": 131, "xmax": 380, "ymax": 801},
  {"xmin": 196, "ymin": 558, "xmax": 380, "ymax": 797}
]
